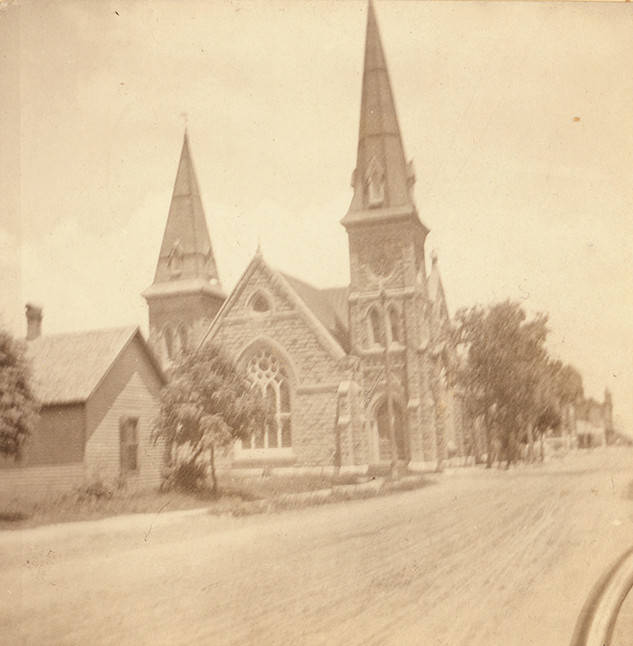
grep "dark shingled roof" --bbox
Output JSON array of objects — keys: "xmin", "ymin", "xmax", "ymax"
[
  {"xmin": 280, "ymin": 273, "xmax": 350, "ymax": 352},
  {"xmin": 342, "ymin": 1, "xmax": 420, "ymax": 228},
  {"xmin": 151, "ymin": 131, "xmax": 222, "ymax": 287},
  {"xmin": 26, "ymin": 326, "xmax": 163, "ymax": 406}
]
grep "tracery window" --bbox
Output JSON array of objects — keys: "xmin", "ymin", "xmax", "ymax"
[{"xmin": 244, "ymin": 349, "xmax": 292, "ymax": 449}]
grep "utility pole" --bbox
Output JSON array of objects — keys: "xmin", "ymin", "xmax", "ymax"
[{"xmin": 380, "ymin": 286, "xmax": 399, "ymax": 480}]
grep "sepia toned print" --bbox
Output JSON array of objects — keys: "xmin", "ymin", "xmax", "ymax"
[{"xmin": 1, "ymin": 1, "xmax": 632, "ymax": 644}]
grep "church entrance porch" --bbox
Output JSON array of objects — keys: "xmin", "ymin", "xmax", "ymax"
[{"xmin": 370, "ymin": 397, "xmax": 408, "ymax": 464}]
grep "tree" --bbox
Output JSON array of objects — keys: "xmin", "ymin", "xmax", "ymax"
[
  {"xmin": 152, "ymin": 343, "xmax": 267, "ymax": 493},
  {"xmin": 452, "ymin": 300, "xmax": 551, "ymax": 467},
  {"xmin": 0, "ymin": 328, "xmax": 39, "ymax": 459}
]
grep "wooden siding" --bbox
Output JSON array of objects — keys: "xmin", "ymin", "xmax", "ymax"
[
  {"xmin": 85, "ymin": 334, "xmax": 165, "ymax": 489},
  {"xmin": 0, "ymin": 463, "xmax": 85, "ymax": 499},
  {"xmin": 0, "ymin": 404, "xmax": 86, "ymax": 469}
]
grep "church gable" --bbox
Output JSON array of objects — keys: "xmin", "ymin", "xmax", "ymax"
[
  {"xmin": 204, "ymin": 252, "xmax": 347, "ymax": 385},
  {"xmin": 230, "ymin": 262, "xmax": 295, "ymax": 317},
  {"xmin": 203, "ymin": 252, "xmax": 357, "ymax": 467}
]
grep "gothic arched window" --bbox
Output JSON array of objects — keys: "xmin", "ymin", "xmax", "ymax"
[
  {"xmin": 244, "ymin": 349, "xmax": 292, "ymax": 449},
  {"xmin": 367, "ymin": 307, "xmax": 385, "ymax": 347},
  {"xmin": 163, "ymin": 325, "xmax": 175, "ymax": 361},
  {"xmin": 167, "ymin": 241, "xmax": 184, "ymax": 277},
  {"xmin": 365, "ymin": 156, "xmax": 385, "ymax": 208},
  {"xmin": 389, "ymin": 307, "xmax": 401, "ymax": 344},
  {"xmin": 177, "ymin": 324, "xmax": 189, "ymax": 353}
]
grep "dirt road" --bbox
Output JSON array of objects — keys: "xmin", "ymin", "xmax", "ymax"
[{"xmin": 2, "ymin": 448, "xmax": 632, "ymax": 645}]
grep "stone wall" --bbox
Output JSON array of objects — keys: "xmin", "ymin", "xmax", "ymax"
[{"xmin": 208, "ymin": 260, "xmax": 353, "ymax": 467}]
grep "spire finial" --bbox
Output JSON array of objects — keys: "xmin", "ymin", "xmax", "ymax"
[{"xmin": 180, "ymin": 112, "xmax": 189, "ymax": 137}]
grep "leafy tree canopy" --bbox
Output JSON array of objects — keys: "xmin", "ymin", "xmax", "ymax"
[
  {"xmin": 153, "ymin": 343, "xmax": 267, "ymax": 492},
  {"xmin": 0, "ymin": 329, "xmax": 39, "ymax": 459},
  {"xmin": 452, "ymin": 300, "xmax": 554, "ymax": 465}
]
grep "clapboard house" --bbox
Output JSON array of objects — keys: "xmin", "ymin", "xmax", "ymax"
[{"xmin": 0, "ymin": 306, "xmax": 166, "ymax": 497}]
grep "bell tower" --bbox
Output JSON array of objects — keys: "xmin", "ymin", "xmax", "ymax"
[
  {"xmin": 142, "ymin": 130, "xmax": 225, "ymax": 368},
  {"xmin": 342, "ymin": 1, "xmax": 441, "ymax": 468}
]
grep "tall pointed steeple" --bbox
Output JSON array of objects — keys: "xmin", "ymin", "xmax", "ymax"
[
  {"xmin": 342, "ymin": 3, "xmax": 445, "ymax": 469},
  {"xmin": 143, "ymin": 130, "xmax": 225, "ymax": 367},
  {"xmin": 152, "ymin": 130, "xmax": 221, "ymax": 286},
  {"xmin": 343, "ymin": 0, "xmax": 419, "ymax": 227}
]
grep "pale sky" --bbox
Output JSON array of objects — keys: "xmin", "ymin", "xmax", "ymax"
[{"xmin": 1, "ymin": 1, "xmax": 632, "ymax": 433}]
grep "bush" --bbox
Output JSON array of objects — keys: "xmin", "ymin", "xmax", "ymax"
[
  {"xmin": 160, "ymin": 461, "xmax": 209, "ymax": 494},
  {"xmin": 74, "ymin": 478, "xmax": 114, "ymax": 502}
]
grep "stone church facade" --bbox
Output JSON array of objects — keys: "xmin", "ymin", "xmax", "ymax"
[{"xmin": 144, "ymin": 1, "xmax": 465, "ymax": 471}]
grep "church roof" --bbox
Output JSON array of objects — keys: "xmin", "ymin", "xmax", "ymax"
[
  {"xmin": 26, "ymin": 327, "xmax": 165, "ymax": 406},
  {"xmin": 343, "ymin": 1, "xmax": 421, "ymax": 228},
  {"xmin": 151, "ymin": 131, "xmax": 223, "ymax": 290},
  {"xmin": 281, "ymin": 274, "xmax": 349, "ymax": 351},
  {"xmin": 320, "ymin": 286, "xmax": 350, "ymax": 331}
]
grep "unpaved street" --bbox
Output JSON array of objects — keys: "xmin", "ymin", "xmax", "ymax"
[{"xmin": 2, "ymin": 448, "xmax": 632, "ymax": 645}]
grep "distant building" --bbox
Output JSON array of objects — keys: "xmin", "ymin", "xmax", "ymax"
[
  {"xmin": 146, "ymin": 2, "xmax": 465, "ymax": 471},
  {"xmin": 0, "ymin": 306, "xmax": 166, "ymax": 497},
  {"xmin": 575, "ymin": 391, "xmax": 613, "ymax": 448}
]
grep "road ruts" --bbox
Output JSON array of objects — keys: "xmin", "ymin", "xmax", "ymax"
[{"xmin": 1, "ymin": 448, "xmax": 632, "ymax": 646}]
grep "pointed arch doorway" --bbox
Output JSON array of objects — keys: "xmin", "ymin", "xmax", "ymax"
[{"xmin": 371, "ymin": 396, "xmax": 408, "ymax": 463}]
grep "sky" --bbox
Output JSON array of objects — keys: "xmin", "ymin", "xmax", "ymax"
[{"xmin": 1, "ymin": 0, "xmax": 632, "ymax": 433}]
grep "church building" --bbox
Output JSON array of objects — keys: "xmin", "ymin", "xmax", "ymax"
[{"xmin": 144, "ymin": 2, "xmax": 464, "ymax": 471}]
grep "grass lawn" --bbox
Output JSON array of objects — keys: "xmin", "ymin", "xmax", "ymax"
[{"xmin": 0, "ymin": 471, "xmax": 386, "ymax": 530}]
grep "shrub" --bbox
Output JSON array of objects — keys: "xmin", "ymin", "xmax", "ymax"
[
  {"xmin": 74, "ymin": 478, "xmax": 114, "ymax": 502},
  {"xmin": 160, "ymin": 461, "xmax": 209, "ymax": 494}
]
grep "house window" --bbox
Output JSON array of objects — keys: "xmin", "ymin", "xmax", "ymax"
[
  {"xmin": 367, "ymin": 307, "xmax": 385, "ymax": 347},
  {"xmin": 119, "ymin": 417, "xmax": 139, "ymax": 474},
  {"xmin": 249, "ymin": 291, "xmax": 271, "ymax": 313},
  {"xmin": 244, "ymin": 349, "xmax": 292, "ymax": 449}
]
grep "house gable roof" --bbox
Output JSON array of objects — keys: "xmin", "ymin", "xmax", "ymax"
[{"xmin": 27, "ymin": 326, "xmax": 166, "ymax": 406}]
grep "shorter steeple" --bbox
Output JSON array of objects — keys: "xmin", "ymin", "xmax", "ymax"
[
  {"xmin": 150, "ymin": 130, "xmax": 222, "ymax": 289},
  {"xmin": 143, "ymin": 130, "xmax": 226, "ymax": 367},
  {"xmin": 343, "ymin": 0, "xmax": 420, "ymax": 228}
]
